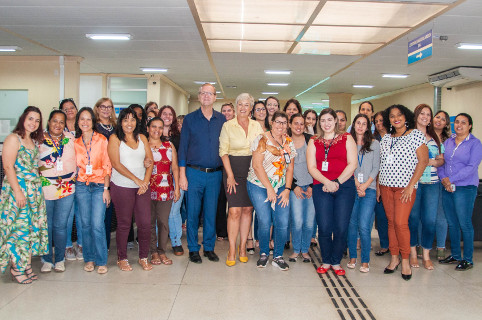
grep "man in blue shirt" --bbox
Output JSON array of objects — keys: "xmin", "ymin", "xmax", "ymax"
[{"xmin": 178, "ymin": 83, "xmax": 226, "ymax": 263}]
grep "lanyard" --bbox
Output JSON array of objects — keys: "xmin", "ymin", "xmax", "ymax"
[
  {"xmin": 323, "ymin": 135, "xmax": 337, "ymax": 161},
  {"xmin": 270, "ymin": 131, "xmax": 286, "ymax": 152},
  {"xmin": 357, "ymin": 151, "xmax": 364, "ymax": 167},
  {"xmin": 82, "ymin": 132, "xmax": 94, "ymax": 165},
  {"xmin": 390, "ymin": 128, "xmax": 408, "ymax": 152},
  {"xmin": 48, "ymin": 132, "xmax": 63, "ymax": 159}
]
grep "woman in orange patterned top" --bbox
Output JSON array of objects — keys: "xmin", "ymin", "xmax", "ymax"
[{"xmin": 147, "ymin": 117, "xmax": 180, "ymax": 265}]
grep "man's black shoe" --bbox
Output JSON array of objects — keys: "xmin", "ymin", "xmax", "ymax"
[
  {"xmin": 439, "ymin": 255, "xmax": 458, "ymax": 264},
  {"xmin": 455, "ymin": 260, "xmax": 473, "ymax": 271},
  {"xmin": 203, "ymin": 251, "xmax": 219, "ymax": 262},
  {"xmin": 189, "ymin": 251, "xmax": 202, "ymax": 264}
]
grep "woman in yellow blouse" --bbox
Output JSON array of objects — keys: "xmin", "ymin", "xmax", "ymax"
[{"xmin": 219, "ymin": 93, "xmax": 264, "ymax": 266}]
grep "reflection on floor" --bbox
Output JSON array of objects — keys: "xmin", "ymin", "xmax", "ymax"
[{"xmin": 1, "ymin": 232, "xmax": 481, "ymax": 320}]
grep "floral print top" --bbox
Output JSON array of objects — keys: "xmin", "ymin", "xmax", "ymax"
[
  {"xmin": 38, "ymin": 131, "xmax": 76, "ymax": 200},
  {"xmin": 150, "ymin": 141, "xmax": 174, "ymax": 201}
]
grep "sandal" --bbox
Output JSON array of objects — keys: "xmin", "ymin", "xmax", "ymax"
[
  {"xmin": 360, "ymin": 264, "xmax": 370, "ymax": 273},
  {"xmin": 347, "ymin": 259, "xmax": 357, "ymax": 269},
  {"xmin": 375, "ymin": 249, "xmax": 389, "ymax": 256},
  {"xmin": 138, "ymin": 258, "xmax": 153, "ymax": 271},
  {"xmin": 151, "ymin": 252, "xmax": 162, "ymax": 265},
  {"xmin": 117, "ymin": 259, "xmax": 133, "ymax": 271},
  {"xmin": 423, "ymin": 259, "xmax": 434, "ymax": 270},
  {"xmin": 301, "ymin": 253, "xmax": 311, "ymax": 263},
  {"xmin": 97, "ymin": 265, "xmax": 108, "ymax": 274},
  {"xmin": 10, "ymin": 267, "xmax": 32, "ymax": 284},
  {"xmin": 288, "ymin": 253, "xmax": 299, "ymax": 262},
  {"xmin": 410, "ymin": 258, "xmax": 420, "ymax": 268},
  {"xmin": 83, "ymin": 262, "xmax": 95, "ymax": 272},
  {"xmin": 25, "ymin": 264, "xmax": 38, "ymax": 281},
  {"xmin": 159, "ymin": 254, "xmax": 173, "ymax": 265},
  {"xmin": 246, "ymin": 238, "xmax": 255, "ymax": 255}
]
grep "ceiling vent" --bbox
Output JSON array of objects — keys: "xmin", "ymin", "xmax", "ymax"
[{"xmin": 428, "ymin": 67, "xmax": 482, "ymax": 87}]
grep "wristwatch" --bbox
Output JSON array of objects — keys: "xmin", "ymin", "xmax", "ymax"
[
  {"xmin": 104, "ymin": 186, "xmax": 110, "ymax": 190},
  {"xmin": 332, "ymin": 179, "xmax": 340, "ymax": 185}
]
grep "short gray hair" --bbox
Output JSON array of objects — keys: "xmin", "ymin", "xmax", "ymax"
[
  {"xmin": 198, "ymin": 83, "xmax": 216, "ymax": 94},
  {"xmin": 235, "ymin": 93, "xmax": 254, "ymax": 108}
]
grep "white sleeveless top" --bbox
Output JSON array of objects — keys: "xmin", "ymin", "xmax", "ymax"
[{"xmin": 111, "ymin": 137, "xmax": 146, "ymax": 188}]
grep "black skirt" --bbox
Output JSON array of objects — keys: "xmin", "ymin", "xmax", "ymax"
[{"xmin": 223, "ymin": 155, "xmax": 252, "ymax": 208}]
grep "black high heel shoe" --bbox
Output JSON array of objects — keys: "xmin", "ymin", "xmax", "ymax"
[
  {"xmin": 10, "ymin": 267, "xmax": 33, "ymax": 284},
  {"xmin": 384, "ymin": 262, "xmax": 400, "ymax": 274},
  {"xmin": 401, "ymin": 271, "xmax": 412, "ymax": 281},
  {"xmin": 25, "ymin": 264, "xmax": 38, "ymax": 281}
]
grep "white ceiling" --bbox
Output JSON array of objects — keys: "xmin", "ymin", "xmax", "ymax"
[{"xmin": 1, "ymin": 0, "xmax": 481, "ymax": 109}]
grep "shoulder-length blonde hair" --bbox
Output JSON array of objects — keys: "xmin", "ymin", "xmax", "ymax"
[
  {"xmin": 316, "ymin": 108, "xmax": 343, "ymax": 139},
  {"xmin": 93, "ymin": 97, "xmax": 117, "ymax": 127}
]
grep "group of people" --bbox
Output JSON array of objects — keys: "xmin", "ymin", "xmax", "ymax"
[{"xmin": 1, "ymin": 82, "xmax": 481, "ymax": 284}]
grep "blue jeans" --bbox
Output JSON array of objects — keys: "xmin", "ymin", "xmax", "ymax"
[
  {"xmin": 247, "ymin": 182, "xmax": 289, "ymax": 257},
  {"xmin": 348, "ymin": 189, "xmax": 377, "ymax": 263},
  {"xmin": 313, "ymin": 178, "xmax": 356, "ymax": 265},
  {"xmin": 289, "ymin": 185, "xmax": 316, "ymax": 254},
  {"xmin": 66, "ymin": 200, "xmax": 82, "ymax": 247},
  {"xmin": 43, "ymin": 194, "xmax": 75, "ymax": 263},
  {"xmin": 435, "ymin": 183, "xmax": 448, "ymax": 248},
  {"xmin": 375, "ymin": 200, "xmax": 389, "ymax": 249},
  {"xmin": 442, "ymin": 186, "xmax": 477, "ymax": 264},
  {"xmin": 185, "ymin": 167, "xmax": 222, "ymax": 252},
  {"xmin": 409, "ymin": 182, "xmax": 440, "ymax": 249},
  {"xmin": 75, "ymin": 182, "xmax": 107, "ymax": 266},
  {"xmin": 169, "ymin": 188, "xmax": 185, "ymax": 247}
]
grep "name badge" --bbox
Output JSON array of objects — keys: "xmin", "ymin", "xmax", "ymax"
[
  {"xmin": 152, "ymin": 165, "xmax": 157, "ymax": 175},
  {"xmin": 322, "ymin": 161, "xmax": 329, "ymax": 171},
  {"xmin": 284, "ymin": 153, "xmax": 291, "ymax": 164},
  {"xmin": 357, "ymin": 173, "xmax": 364, "ymax": 183},
  {"xmin": 386, "ymin": 154, "xmax": 394, "ymax": 164},
  {"xmin": 86, "ymin": 164, "xmax": 93, "ymax": 175},
  {"xmin": 56, "ymin": 160, "xmax": 63, "ymax": 172},
  {"xmin": 451, "ymin": 184, "xmax": 456, "ymax": 192}
]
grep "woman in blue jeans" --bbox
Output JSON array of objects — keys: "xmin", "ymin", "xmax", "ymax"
[
  {"xmin": 307, "ymin": 108, "xmax": 357, "ymax": 276},
  {"xmin": 347, "ymin": 114, "xmax": 380, "ymax": 273},
  {"xmin": 438, "ymin": 113, "xmax": 482, "ymax": 271},
  {"xmin": 287, "ymin": 114, "xmax": 315, "ymax": 263},
  {"xmin": 408, "ymin": 104, "xmax": 444, "ymax": 270},
  {"xmin": 247, "ymin": 111, "xmax": 296, "ymax": 271}
]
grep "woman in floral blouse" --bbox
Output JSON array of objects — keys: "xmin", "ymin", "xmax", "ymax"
[{"xmin": 38, "ymin": 110, "xmax": 77, "ymax": 273}]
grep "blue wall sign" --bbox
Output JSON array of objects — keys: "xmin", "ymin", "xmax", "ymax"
[{"xmin": 408, "ymin": 29, "xmax": 433, "ymax": 65}]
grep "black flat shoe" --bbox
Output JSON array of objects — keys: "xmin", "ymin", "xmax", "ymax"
[
  {"xmin": 189, "ymin": 251, "xmax": 202, "ymax": 264},
  {"xmin": 302, "ymin": 257, "xmax": 312, "ymax": 263},
  {"xmin": 455, "ymin": 260, "xmax": 473, "ymax": 271},
  {"xmin": 203, "ymin": 250, "xmax": 219, "ymax": 262},
  {"xmin": 375, "ymin": 249, "xmax": 390, "ymax": 256},
  {"xmin": 384, "ymin": 263, "xmax": 400, "ymax": 274},
  {"xmin": 439, "ymin": 255, "xmax": 459, "ymax": 264},
  {"xmin": 247, "ymin": 247, "xmax": 255, "ymax": 255},
  {"xmin": 401, "ymin": 272, "xmax": 412, "ymax": 281}
]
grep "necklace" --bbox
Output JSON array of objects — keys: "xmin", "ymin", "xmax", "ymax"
[
  {"xmin": 49, "ymin": 133, "xmax": 63, "ymax": 139},
  {"xmin": 99, "ymin": 122, "xmax": 113, "ymax": 131}
]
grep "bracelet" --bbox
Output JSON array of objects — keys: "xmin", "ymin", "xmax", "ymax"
[
  {"xmin": 285, "ymin": 186, "xmax": 292, "ymax": 191},
  {"xmin": 104, "ymin": 186, "xmax": 110, "ymax": 190}
]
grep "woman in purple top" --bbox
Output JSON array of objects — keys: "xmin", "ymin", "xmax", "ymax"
[{"xmin": 438, "ymin": 113, "xmax": 482, "ymax": 271}]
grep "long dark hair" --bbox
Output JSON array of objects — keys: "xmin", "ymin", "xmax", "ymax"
[
  {"xmin": 252, "ymin": 100, "xmax": 270, "ymax": 130},
  {"xmin": 434, "ymin": 110, "xmax": 451, "ymax": 142},
  {"xmin": 350, "ymin": 114, "xmax": 373, "ymax": 154},
  {"xmin": 128, "ymin": 104, "xmax": 147, "ymax": 135},
  {"xmin": 414, "ymin": 104, "xmax": 441, "ymax": 151},
  {"xmin": 75, "ymin": 107, "xmax": 98, "ymax": 139},
  {"xmin": 46, "ymin": 110, "xmax": 67, "ymax": 132},
  {"xmin": 383, "ymin": 104, "xmax": 415, "ymax": 134},
  {"xmin": 13, "ymin": 106, "xmax": 44, "ymax": 143},
  {"xmin": 159, "ymin": 105, "xmax": 180, "ymax": 137},
  {"xmin": 303, "ymin": 109, "xmax": 318, "ymax": 134},
  {"xmin": 115, "ymin": 108, "xmax": 140, "ymax": 142},
  {"xmin": 373, "ymin": 111, "xmax": 387, "ymax": 140}
]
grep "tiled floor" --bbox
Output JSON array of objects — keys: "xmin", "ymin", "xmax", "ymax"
[{"xmin": 1, "ymin": 232, "xmax": 481, "ymax": 320}]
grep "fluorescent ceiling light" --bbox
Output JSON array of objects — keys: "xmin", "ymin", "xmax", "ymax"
[
  {"xmin": 194, "ymin": 81, "xmax": 216, "ymax": 85},
  {"xmin": 382, "ymin": 74, "xmax": 409, "ymax": 78},
  {"xmin": 262, "ymin": 92, "xmax": 279, "ymax": 95},
  {"xmin": 86, "ymin": 33, "xmax": 131, "ymax": 40},
  {"xmin": 258, "ymin": 98, "xmax": 266, "ymax": 101},
  {"xmin": 312, "ymin": 103, "xmax": 325, "ymax": 105},
  {"xmin": 456, "ymin": 43, "xmax": 482, "ymax": 50},
  {"xmin": 322, "ymin": 99, "xmax": 329, "ymax": 102},
  {"xmin": 264, "ymin": 70, "xmax": 291, "ymax": 75},
  {"xmin": 0, "ymin": 46, "xmax": 21, "ymax": 52},
  {"xmin": 216, "ymin": 91, "xmax": 221, "ymax": 93},
  {"xmin": 140, "ymin": 68, "xmax": 167, "ymax": 72},
  {"xmin": 267, "ymin": 83, "xmax": 289, "ymax": 86},
  {"xmin": 353, "ymin": 85, "xmax": 374, "ymax": 88}
]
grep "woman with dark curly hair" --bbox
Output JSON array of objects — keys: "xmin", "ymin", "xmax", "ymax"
[{"xmin": 379, "ymin": 104, "xmax": 428, "ymax": 280}]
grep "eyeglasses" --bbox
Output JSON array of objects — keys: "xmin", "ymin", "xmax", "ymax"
[
  {"xmin": 255, "ymin": 108, "xmax": 266, "ymax": 112},
  {"xmin": 99, "ymin": 105, "xmax": 113, "ymax": 110},
  {"xmin": 273, "ymin": 120, "xmax": 288, "ymax": 126},
  {"xmin": 199, "ymin": 91, "xmax": 215, "ymax": 96}
]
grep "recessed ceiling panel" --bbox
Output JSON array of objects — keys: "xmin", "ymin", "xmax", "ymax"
[
  {"xmin": 294, "ymin": 42, "xmax": 382, "ymax": 56},
  {"xmin": 195, "ymin": 0, "xmax": 318, "ymax": 24},
  {"xmin": 313, "ymin": 1, "xmax": 448, "ymax": 27},
  {"xmin": 302, "ymin": 26, "xmax": 409, "ymax": 43},
  {"xmin": 208, "ymin": 40, "xmax": 292, "ymax": 53},
  {"xmin": 203, "ymin": 23, "xmax": 304, "ymax": 41}
]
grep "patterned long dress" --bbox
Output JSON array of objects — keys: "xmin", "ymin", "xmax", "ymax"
[{"xmin": 0, "ymin": 136, "xmax": 49, "ymax": 273}]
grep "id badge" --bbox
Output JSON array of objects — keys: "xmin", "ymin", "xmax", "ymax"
[
  {"xmin": 56, "ymin": 160, "xmax": 63, "ymax": 172},
  {"xmin": 322, "ymin": 161, "xmax": 329, "ymax": 171},
  {"xmin": 386, "ymin": 154, "xmax": 394, "ymax": 164},
  {"xmin": 284, "ymin": 152, "xmax": 291, "ymax": 164},
  {"xmin": 152, "ymin": 165, "xmax": 157, "ymax": 175},
  {"xmin": 451, "ymin": 184, "xmax": 456, "ymax": 192},
  {"xmin": 357, "ymin": 173, "xmax": 364, "ymax": 183},
  {"xmin": 86, "ymin": 164, "xmax": 93, "ymax": 175}
]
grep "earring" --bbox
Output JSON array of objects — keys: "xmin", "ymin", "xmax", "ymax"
[
  {"xmin": 427, "ymin": 123, "xmax": 430, "ymax": 127},
  {"xmin": 390, "ymin": 124, "xmax": 393, "ymax": 131},
  {"xmin": 405, "ymin": 121, "xmax": 408, "ymax": 128}
]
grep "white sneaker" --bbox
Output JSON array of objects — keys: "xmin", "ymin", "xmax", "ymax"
[
  {"xmin": 76, "ymin": 246, "xmax": 83, "ymax": 260},
  {"xmin": 41, "ymin": 262, "xmax": 54, "ymax": 273},
  {"xmin": 54, "ymin": 261, "xmax": 65, "ymax": 272},
  {"xmin": 65, "ymin": 247, "xmax": 76, "ymax": 261}
]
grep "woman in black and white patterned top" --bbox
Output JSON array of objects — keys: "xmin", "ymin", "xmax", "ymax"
[{"xmin": 379, "ymin": 104, "xmax": 428, "ymax": 281}]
